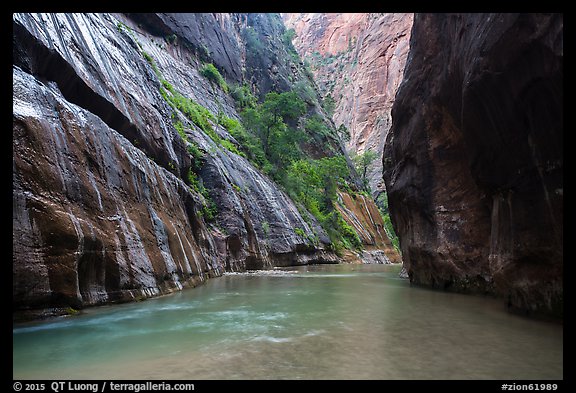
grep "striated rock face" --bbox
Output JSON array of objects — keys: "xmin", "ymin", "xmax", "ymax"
[
  {"xmin": 383, "ymin": 13, "xmax": 563, "ymax": 318},
  {"xmin": 12, "ymin": 12, "xmax": 339, "ymax": 317},
  {"xmin": 283, "ymin": 13, "xmax": 413, "ymax": 194},
  {"xmin": 336, "ymin": 192, "xmax": 401, "ymax": 264},
  {"xmin": 13, "ymin": 66, "xmax": 220, "ymax": 311},
  {"xmin": 125, "ymin": 13, "xmax": 244, "ymax": 83}
]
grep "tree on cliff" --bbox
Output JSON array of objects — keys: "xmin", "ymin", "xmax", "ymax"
[
  {"xmin": 241, "ymin": 91, "xmax": 306, "ymax": 157},
  {"xmin": 351, "ymin": 150, "xmax": 378, "ymax": 191}
]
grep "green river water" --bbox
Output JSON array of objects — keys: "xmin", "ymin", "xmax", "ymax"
[{"xmin": 13, "ymin": 264, "xmax": 562, "ymax": 380}]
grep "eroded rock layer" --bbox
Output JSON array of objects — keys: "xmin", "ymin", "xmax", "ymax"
[
  {"xmin": 337, "ymin": 192, "xmax": 401, "ymax": 264},
  {"xmin": 383, "ymin": 13, "xmax": 563, "ymax": 318},
  {"xmin": 12, "ymin": 13, "xmax": 339, "ymax": 317},
  {"xmin": 283, "ymin": 13, "xmax": 413, "ymax": 194}
]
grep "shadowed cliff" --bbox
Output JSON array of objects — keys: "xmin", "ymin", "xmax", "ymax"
[{"xmin": 383, "ymin": 13, "xmax": 563, "ymax": 319}]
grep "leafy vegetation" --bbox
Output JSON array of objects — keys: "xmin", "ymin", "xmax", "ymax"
[
  {"xmin": 160, "ymin": 78, "xmax": 244, "ymax": 159},
  {"xmin": 65, "ymin": 307, "xmax": 79, "ymax": 316},
  {"xmin": 376, "ymin": 192, "xmax": 400, "ymax": 253},
  {"xmin": 230, "ymin": 83, "xmax": 257, "ymax": 110},
  {"xmin": 174, "ymin": 121, "xmax": 204, "ymax": 171},
  {"xmin": 133, "ymin": 28, "xmax": 368, "ymax": 251},
  {"xmin": 200, "ymin": 63, "xmax": 229, "ymax": 93},
  {"xmin": 219, "ymin": 115, "xmax": 270, "ymax": 170},
  {"xmin": 262, "ymin": 221, "xmax": 270, "ymax": 237},
  {"xmin": 322, "ymin": 94, "xmax": 336, "ymax": 117},
  {"xmin": 349, "ymin": 149, "xmax": 400, "ymax": 251},
  {"xmin": 243, "ymin": 27, "xmax": 264, "ymax": 58},
  {"xmin": 282, "ymin": 28, "xmax": 299, "ymax": 62},
  {"xmin": 282, "ymin": 28, "xmax": 297, "ymax": 49},
  {"xmin": 142, "ymin": 51, "xmax": 161, "ymax": 77},
  {"xmin": 294, "ymin": 80, "xmax": 317, "ymax": 104},
  {"xmin": 239, "ymin": 91, "xmax": 308, "ymax": 178},
  {"xmin": 165, "ymin": 34, "xmax": 177, "ymax": 45},
  {"xmin": 285, "ymin": 156, "xmax": 362, "ymax": 253},
  {"xmin": 114, "ymin": 21, "xmax": 223, "ymax": 222},
  {"xmin": 304, "ymin": 115, "xmax": 332, "ymax": 141},
  {"xmin": 351, "ymin": 150, "xmax": 378, "ymax": 191},
  {"xmin": 133, "ymin": 48, "xmax": 221, "ymax": 221},
  {"xmin": 336, "ymin": 124, "xmax": 351, "ymax": 142},
  {"xmin": 160, "ymin": 79, "xmax": 214, "ymax": 135},
  {"xmin": 228, "ymin": 84, "xmax": 363, "ymax": 251}
]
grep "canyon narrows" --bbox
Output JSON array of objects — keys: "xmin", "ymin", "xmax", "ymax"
[
  {"xmin": 285, "ymin": 12, "xmax": 562, "ymax": 319},
  {"xmin": 13, "ymin": 12, "xmax": 563, "ymax": 381},
  {"xmin": 13, "ymin": 13, "xmax": 400, "ymax": 319}
]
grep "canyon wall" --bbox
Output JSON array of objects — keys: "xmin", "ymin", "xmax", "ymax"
[
  {"xmin": 383, "ymin": 13, "xmax": 563, "ymax": 318},
  {"xmin": 12, "ymin": 13, "xmax": 335, "ymax": 318},
  {"xmin": 283, "ymin": 13, "xmax": 413, "ymax": 195},
  {"xmin": 336, "ymin": 192, "xmax": 401, "ymax": 264},
  {"xmin": 13, "ymin": 13, "xmax": 398, "ymax": 319}
]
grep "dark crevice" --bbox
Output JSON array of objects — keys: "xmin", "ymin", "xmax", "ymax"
[{"xmin": 13, "ymin": 20, "xmax": 162, "ymax": 167}]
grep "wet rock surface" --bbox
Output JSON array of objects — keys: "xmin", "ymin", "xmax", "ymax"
[
  {"xmin": 13, "ymin": 66, "xmax": 220, "ymax": 312},
  {"xmin": 12, "ymin": 12, "xmax": 343, "ymax": 316},
  {"xmin": 336, "ymin": 192, "xmax": 401, "ymax": 264},
  {"xmin": 383, "ymin": 13, "xmax": 563, "ymax": 318}
]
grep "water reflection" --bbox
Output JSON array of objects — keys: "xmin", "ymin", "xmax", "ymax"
[{"xmin": 13, "ymin": 264, "xmax": 562, "ymax": 379}]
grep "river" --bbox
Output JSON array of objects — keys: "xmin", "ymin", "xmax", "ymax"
[{"xmin": 13, "ymin": 264, "xmax": 562, "ymax": 380}]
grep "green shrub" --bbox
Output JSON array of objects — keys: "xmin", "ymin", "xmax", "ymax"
[
  {"xmin": 187, "ymin": 168, "xmax": 201, "ymax": 192},
  {"xmin": 262, "ymin": 221, "xmax": 270, "ymax": 237},
  {"xmin": 382, "ymin": 213, "xmax": 400, "ymax": 252},
  {"xmin": 174, "ymin": 120, "xmax": 187, "ymax": 140},
  {"xmin": 322, "ymin": 94, "xmax": 336, "ymax": 117},
  {"xmin": 198, "ymin": 44, "xmax": 210, "ymax": 60},
  {"xmin": 142, "ymin": 51, "xmax": 161, "ymax": 78},
  {"xmin": 161, "ymin": 83, "xmax": 218, "ymax": 143},
  {"xmin": 294, "ymin": 227, "xmax": 306, "ymax": 237},
  {"xmin": 187, "ymin": 168, "xmax": 217, "ymax": 222},
  {"xmin": 282, "ymin": 28, "xmax": 299, "ymax": 62},
  {"xmin": 230, "ymin": 83, "xmax": 257, "ymax": 110},
  {"xmin": 139, "ymin": 50, "xmax": 221, "ymax": 223},
  {"xmin": 200, "ymin": 63, "xmax": 228, "ymax": 93},
  {"xmin": 294, "ymin": 80, "xmax": 317, "ymax": 104},
  {"xmin": 375, "ymin": 192, "xmax": 400, "ymax": 253},
  {"xmin": 65, "ymin": 307, "xmax": 79, "ymax": 316},
  {"xmin": 243, "ymin": 27, "xmax": 264, "ymax": 57},
  {"xmin": 220, "ymin": 139, "xmax": 242, "ymax": 156},
  {"xmin": 187, "ymin": 143, "xmax": 204, "ymax": 171},
  {"xmin": 165, "ymin": 34, "xmax": 177, "ymax": 44},
  {"xmin": 336, "ymin": 124, "xmax": 351, "ymax": 142},
  {"xmin": 174, "ymin": 120, "xmax": 204, "ymax": 171},
  {"xmin": 221, "ymin": 114, "xmax": 270, "ymax": 170},
  {"xmin": 305, "ymin": 115, "xmax": 331, "ymax": 139},
  {"xmin": 283, "ymin": 155, "xmax": 361, "ymax": 250},
  {"xmin": 146, "ymin": 37, "xmax": 364, "ymax": 252},
  {"xmin": 336, "ymin": 213, "xmax": 363, "ymax": 250},
  {"xmin": 351, "ymin": 150, "xmax": 378, "ymax": 192}
]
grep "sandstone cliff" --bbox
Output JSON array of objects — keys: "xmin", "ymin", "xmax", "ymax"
[
  {"xmin": 383, "ymin": 13, "xmax": 563, "ymax": 318},
  {"xmin": 13, "ymin": 13, "xmax": 398, "ymax": 319},
  {"xmin": 336, "ymin": 192, "xmax": 401, "ymax": 264},
  {"xmin": 283, "ymin": 13, "xmax": 413, "ymax": 195},
  {"xmin": 12, "ymin": 13, "xmax": 336, "ymax": 318}
]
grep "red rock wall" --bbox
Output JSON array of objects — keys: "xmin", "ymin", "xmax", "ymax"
[
  {"xmin": 383, "ymin": 13, "xmax": 563, "ymax": 318},
  {"xmin": 283, "ymin": 13, "xmax": 413, "ymax": 194},
  {"xmin": 336, "ymin": 192, "xmax": 401, "ymax": 264},
  {"xmin": 12, "ymin": 13, "xmax": 340, "ymax": 318}
]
